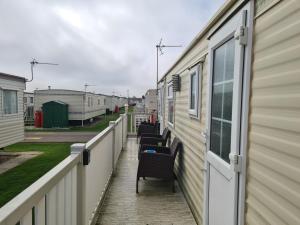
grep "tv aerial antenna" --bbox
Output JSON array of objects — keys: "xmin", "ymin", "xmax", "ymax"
[
  {"xmin": 84, "ymin": 83, "xmax": 96, "ymax": 93},
  {"xmin": 28, "ymin": 58, "xmax": 58, "ymax": 82}
]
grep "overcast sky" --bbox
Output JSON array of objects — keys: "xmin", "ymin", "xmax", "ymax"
[{"xmin": 0, "ymin": 0, "xmax": 225, "ymax": 97}]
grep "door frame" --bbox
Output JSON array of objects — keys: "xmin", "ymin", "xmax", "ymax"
[{"xmin": 203, "ymin": 1, "xmax": 254, "ymax": 225}]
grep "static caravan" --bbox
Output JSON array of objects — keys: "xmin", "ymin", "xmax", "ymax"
[
  {"xmin": 23, "ymin": 92, "xmax": 34, "ymax": 123},
  {"xmin": 111, "ymin": 96, "xmax": 121, "ymax": 111},
  {"xmin": 104, "ymin": 95, "xmax": 113, "ymax": 112},
  {"xmin": 158, "ymin": 0, "xmax": 300, "ymax": 225},
  {"xmin": 34, "ymin": 89, "xmax": 106, "ymax": 125},
  {"xmin": 0, "ymin": 73, "xmax": 26, "ymax": 148},
  {"xmin": 144, "ymin": 89, "xmax": 157, "ymax": 113}
]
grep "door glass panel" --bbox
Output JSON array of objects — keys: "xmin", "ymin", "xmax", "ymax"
[
  {"xmin": 211, "ymin": 84, "xmax": 222, "ymax": 118},
  {"xmin": 221, "ymin": 122, "xmax": 231, "ymax": 162},
  {"xmin": 210, "ymin": 37, "xmax": 235, "ymax": 163},
  {"xmin": 225, "ymin": 39, "xmax": 235, "ymax": 81},
  {"xmin": 211, "ymin": 119, "xmax": 221, "ymax": 156},
  {"xmin": 223, "ymin": 82, "xmax": 233, "ymax": 121},
  {"xmin": 213, "ymin": 45, "xmax": 225, "ymax": 83}
]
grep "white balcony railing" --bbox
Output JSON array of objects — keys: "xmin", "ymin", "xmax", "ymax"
[
  {"xmin": 127, "ymin": 112, "xmax": 152, "ymax": 135},
  {"xmin": 0, "ymin": 114, "xmax": 127, "ymax": 225}
]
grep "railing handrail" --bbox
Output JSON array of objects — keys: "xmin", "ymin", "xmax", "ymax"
[
  {"xmin": 85, "ymin": 114, "xmax": 125, "ymax": 150},
  {"xmin": 86, "ymin": 125, "xmax": 114, "ymax": 150},
  {"xmin": 0, "ymin": 154, "xmax": 80, "ymax": 224}
]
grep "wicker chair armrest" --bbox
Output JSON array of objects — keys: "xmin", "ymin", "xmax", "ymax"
[
  {"xmin": 137, "ymin": 125, "xmax": 156, "ymax": 136},
  {"xmin": 140, "ymin": 151, "xmax": 172, "ymax": 162},
  {"xmin": 140, "ymin": 133, "xmax": 162, "ymax": 139},
  {"xmin": 140, "ymin": 137, "xmax": 164, "ymax": 146},
  {"xmin": 141, "ymin": 145, "xmax": 171, "ymax": 154}
]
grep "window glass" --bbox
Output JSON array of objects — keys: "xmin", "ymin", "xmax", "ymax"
[
  {"xmin": 190, "ymin": 73, "xmax": 196, "ymax": 110},
  {"xmin": 168, "ymin": 83, "xmax": 174, "ymax": 124},
  {"xmin": 168, "ymin": 84, "xmax": 173, "ymax": 98},
  {"xmin": 4, "ymin": 90, "xmax": 18, "ymax": 114},
  {"xmin": 30, "ymin": 97, "xmax": 33, "ymax": 104},
  {"xmin": 24, "ymin": 97, "xmax": 27, "ymax": 103},
  {"xmin": 168, "ymin": 99, "xmax": 174, "ymax": 124},
  {"xmin": 210, "ymin": 38, "xmax": 235, "ymax": 163}
]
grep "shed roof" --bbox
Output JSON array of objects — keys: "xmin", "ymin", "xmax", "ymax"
[{"xmin": 43, "ymin": 100, "xmax": 68, "ymax": 105}]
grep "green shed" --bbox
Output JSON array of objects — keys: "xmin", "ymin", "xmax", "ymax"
[{"xmin": 42, "ymin": 101, "xmax": 69, "ymax": 128}]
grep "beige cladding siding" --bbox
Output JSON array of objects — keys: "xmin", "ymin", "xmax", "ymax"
[
  {"xmin": 246, "ymin": 0, "xmax": 300, "ymax": 224},
  {"xmin": 0, "ymin": 77, "xmax": 25, "ymax": 148},
  {"xmin": 162, "ymin": 37, "xmax": 208, "ymax": 224},
  {"xmin": 34, "ymin": 93, "xmax": 84, "ymax": 120}
]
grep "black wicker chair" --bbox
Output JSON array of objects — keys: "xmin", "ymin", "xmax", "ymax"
[
  {"xmin": 136, "ymin": 137, "xmax": 182, "ymax": 193},
  {"xmin": 138, "ymin": 128, "xmax": 171, "ymax": 159},
  {"xmin": 136, "ymin": 122, "xmax": 159, "ymax": 143}
]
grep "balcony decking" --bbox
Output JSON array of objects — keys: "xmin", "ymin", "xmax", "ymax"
[{"xmin": 94, "ymin": 138, "xmax": 196, "ymax": 225}]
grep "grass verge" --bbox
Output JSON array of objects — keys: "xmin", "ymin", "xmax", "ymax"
[{"xmin": 0, "ymin": 143, "xmax": 70, "ymax": 207}]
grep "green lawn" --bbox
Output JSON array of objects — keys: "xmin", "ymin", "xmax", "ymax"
[
  {"xmin": 70, "ymin": 111, "xmax": 124, "ymax": 132},
  {"xmin": 0, "ymin": 143, "xmax": 70, "ymax": 207},
  {"xmin": 25, "ymin": 108, "xmax": 132, "ymax": 132}
]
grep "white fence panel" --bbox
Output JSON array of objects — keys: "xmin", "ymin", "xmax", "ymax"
[
  {"xmin": 36, "ymin": 197, "xmax": 46, "ymax": 225},
  {"xmin": 21, "ymin": 211, "xmax": 32, "ymax": 225},
  {"xmin": 0, "ymin": 154, "xmax": 80, "ymax": 225},
  {"xmin": 84, "ymin": 127, "xmax": 114, "ymax": 225},
  {"xmin": 0, "ymin": 114, "xmax": 128, "ymax": 225},
  {"xmin": 47, "ymin": 186, "xmax": 57, "ymax": 225}
]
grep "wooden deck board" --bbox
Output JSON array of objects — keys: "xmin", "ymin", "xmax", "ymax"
[{"xmin": 94, "ymin": 138, "xmax": 197, "ymax": 225}]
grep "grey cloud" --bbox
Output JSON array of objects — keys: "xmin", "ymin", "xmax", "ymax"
[{"xmin": 0, "ymin": 0, "xmax": 225, "ymax": 96}]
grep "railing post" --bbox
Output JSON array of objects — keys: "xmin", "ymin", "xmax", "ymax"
[
  {"xmin": 71, "ymin": 143, "xmax": 86, "ymax": 225},
  {"xmin": 121, "ymin": 114, "xmax": 124, "ymax": 150},
  {"xmin": 130, "ymin": 113, "xmax": 133, "ymax": 134},
  {"xmin": 109, "ymin": 121, "xmax": 116, "ymax": 175}
]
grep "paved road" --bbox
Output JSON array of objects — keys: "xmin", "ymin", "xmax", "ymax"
[{"xmin": 24, "ymin": 132, "xmax": 98, "ymax": 143}]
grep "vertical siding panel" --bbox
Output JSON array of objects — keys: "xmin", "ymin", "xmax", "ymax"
[
  {"xmin": 21, "ymin": 210, "xmax": 32, "ymax": 225},
  {"xmin": 64, "ymin": 172, "xmax": 72, "ymax": 225},
  {"xmin": 246, "ymin": 0, "xmax": 300, "ymax": 224},
  {"xmin": 36, "ymin": 197, "xmax": 46, "ymax": 225},
  {"xmin": 47, "ymin": 186, "xmax": 57, "ymax": 225},
  {"xmin": 56, "ymin": 179, "xmax": 65, "ymax": 225}
]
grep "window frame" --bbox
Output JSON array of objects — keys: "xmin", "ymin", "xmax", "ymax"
[
  {"xmin": 2, "ymin": 89, "xmax": 18, "ymax": 115},
  {"xmin": 167, "ymin": 81, "xmax": 174, "ymax": 127},
  {"xmin": 188, "ymin": 65, "xmax": 201, "ymax": 118}
]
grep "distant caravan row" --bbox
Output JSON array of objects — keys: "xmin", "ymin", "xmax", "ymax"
[{"xmin": 33, "ymin": 89, "xmax": 127, "ymax": 126}]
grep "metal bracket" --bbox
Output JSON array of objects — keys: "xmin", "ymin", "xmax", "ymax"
[
  {"xmin": 234, "ymin": 26, "xmax": 248, "ymax": 46},
  {"xmin": 229, "ymin": 153, "xmax": 242, "ymax": 173},
  {"xmin": 201, "ymin": 130, "xmax": 208, "ymax": 144}
]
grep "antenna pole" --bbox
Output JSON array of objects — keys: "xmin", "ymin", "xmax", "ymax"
[
  {"xmin": 155, "ymin": 39, "xmax": 182, "ymax": 125},
  {"xmin": 27, "ymin": 58, "xmax": 58, "ymax": 83}
]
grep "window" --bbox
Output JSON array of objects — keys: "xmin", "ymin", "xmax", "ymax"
[
  {"xmin": 88, "ymin": 97, "xmax": 91, "ymax": 107},
  {"xmin": 30, "ymin": 97, "xmax": 33, "ymax": 104},
  {"xmin": 189, "ymin": 65, "xmax": 201, "ymax": 117},
  {"xmin": 3, "ymin": 90, "xmax": 18, "ymax": 114},
  {"xmin": 210, "ymin": 38, "xmax": 235, "ymax": 163},
  {"xmin": 98, "ymin": 99, "xmax": 100, "ymax": 105},
  {"xmin": 167, "ymin": 82, "xmax": 174, "ymax": 125},
  {"xmin": 104, "ymin": 99, "xmax": 106, "ymax": 105},
  {"xmin": 23, "ymin": 97, "xmax": 27, "ymax": 103}
]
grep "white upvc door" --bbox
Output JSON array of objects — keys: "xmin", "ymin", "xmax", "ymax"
[{"xmin": 205, "ymin": 3, "xmax": 251, "ymax": 225}]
